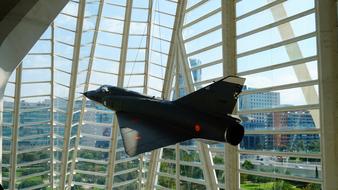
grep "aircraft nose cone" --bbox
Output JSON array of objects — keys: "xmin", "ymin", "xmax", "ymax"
[
  {"xmin": 83, "ymin": 90, "xmax": 102, "ymax": 104},
  {"xmin": 83, "ymin": 90, "xmax": 96, "ymax": 100}
]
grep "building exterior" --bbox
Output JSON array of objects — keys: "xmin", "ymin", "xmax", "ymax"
[
  {"xmin": 177, "ymin": 58, "xmax": 202, "ymax": 97},
  {"xmin": 239, "ymin": 86, "xmax": 280, "ymax": 150},
  {"xmin": 239, "ymin": 87, "xmax": 319, "ymax": 151}
]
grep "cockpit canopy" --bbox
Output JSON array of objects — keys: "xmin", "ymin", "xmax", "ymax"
[
  {"xmin": 99, "ymin": 85, "xmax": 110, "ymax": 93},
  {"xmin": 96, "ymin": 85, "xmax": 147, "ymax": 98}
]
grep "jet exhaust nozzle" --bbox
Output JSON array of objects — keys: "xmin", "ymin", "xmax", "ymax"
[{"xmin": 225, "ymin": 124, "xmax": 245, "ymax": 146}]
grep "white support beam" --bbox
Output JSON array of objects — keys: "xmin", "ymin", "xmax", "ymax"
[
  {"xmin": 162, "ymin": 0, "xmax": 184, "ymax": 98},
  {"xmin": 68, "ymin": 0, "xmax": 105, "ymax": 187},
  {"xmin": 174, "ymin": 18, "xmax": 221, "ymax": 190},
  {"xmin": 237, "ymin": 56, "xmax": 317, "ymax": 76},
  {"xmin": 238, "ymin": 104, "xmax": 319, "ymax": 115},
  {"xmin": 236, "ymin": 0, "xmax": 286, "ymax": 21},
  {"xmin": 237, "ymin": 32, "xmax": 316, "ymax": 58},
  {"xmin": 106, "ymin": 1, "xmax": 133, "ymax": 189},
  {"xmin": 185, "ymin": 0, "xmax": 208, "ymax": 13},
  {"xmin": 59, "ymin": 1, "xmax": 86, "ymax": 189},
  {"xmin": 238, "ymin": 149, "xmax": 321, "ymax": 159},
  {"xmin": 112, "ymin": 178, "xmax": 139, "ymax": 188},
  {"xmin": 139, "ymin": 2, "xmax": 154, "ymax": 187},
  {"xmin": 197, "ymin": 143, "xmax": 218, "ymax": 190},
  {"xmin": 138, "ymin": 155, "xmax": 143, "ymax": 190},
  {"xmin": 269, "ymin": 1, "xmax": 320, "ymax": 128},
  {"xmin": 174, "ymin": 50, "xmax": 180, "ymax": 98},
  {"xmin": 9, "ymin": 65, "xmax": 22, "ymax": 190},
  {"xmin": 244, "ymin": 128, "xmax": 320, "ymax": 135},
  {"xmin": 106, "ymin": 119, "xmax": 120, "ymax": 189},
  {"xmin": 146, "ymin": 1, "xmax": 186, "ymax": 189},
  {"xmin": 117, "ymin": 0, "xmax": 133, "ymax": 88},
  {"xmin": 222, "ymin": 1, "xmax": 239, "ymax": 190},
  {"xmin": 175, "ymin": 144, "xmax": 180, "ymax": 190},
  {"xmin": 17, "ymin": 158, "xmax": 51, "ymax": 168},
  {"xmin": 146, "ymin": 149, "xmax": 161, "ymax": 189},
  {"xmin": 237, "ymin": 8, "xmax": 315, "ymax": 40},
  {"xmin": 184, "ymin": 25, "xmax": 222, "ymax": 43},
  {"xmin": 50, "ymin": 22, "xmax": 56, "ymax": 188},
  {"xmin": 174, "ymin": 61, "xmax": 180, "ymax": 188},
  {"xmin": 239, "ymin": 169, "xmax": 322, "ymax": 184},
  {"xmin": 183, "ymin": 7, "xmax": 221, "ymax": 29},
  {"xmin": 143, "ymin": 0, "xmax": 153, "ymax": 95},
  {"xmin": 239, "ymin": 80, "xmax": 318, "ymax": 96},
  {"xmin": 176, "ymin": 2, "xmax": 219, "ymax": 188},
  {"xmin": 316, "ymin": 0, "xmax": 338, "ymax": 189},
  {"xmin": 73, "ymin": 182, "xmax": 105, "ymax": 189}
]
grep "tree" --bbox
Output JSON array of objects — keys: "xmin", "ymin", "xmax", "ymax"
[
  {"xmin": 97, "ymin": 177, "xmax": 105, "ymax": 185},
  {"xmin": 18, "ymin": 177, "xmax": 43, "ymax": 188},
  {"xmin": 158, "ymin": 176, "xmax": 175, "ymax": 189},
  {"xmin": 80, "ymin": 151, "xmax": 94, "ymax": 159},
  {"xmin": 303, "ymin": 183, "xmax": 322, "ymax": 190},
  {"xmin": 213, "ymin": 156, "xmax": 224, "ymax": 165},
  {"xmin": 242, "ymin": 160, "xmax": 254, "ymax": 170}
]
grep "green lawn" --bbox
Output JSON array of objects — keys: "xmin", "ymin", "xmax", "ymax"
[
  {"xmin": 241, "ymin": 182, "xmax": 274, "ymax": 190},
  {"xmin": 241, "ymin": 182, "xmax": 301, "ymax": 190}
]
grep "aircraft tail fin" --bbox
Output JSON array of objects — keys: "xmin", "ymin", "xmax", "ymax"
[
  {"xmin": 175, "ymin": 76, "xmax": 245, "ymax": 116},
  {"xmin": 116, "ymin": 112, "xmax": 192, "ymax": 157}
]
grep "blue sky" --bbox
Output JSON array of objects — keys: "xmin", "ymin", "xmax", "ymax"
[{"xmin": 4, "ymin": 0, "xmax": 319, "ymax": 107}]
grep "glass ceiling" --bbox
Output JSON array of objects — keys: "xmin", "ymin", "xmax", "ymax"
[{"xmin": 1, "ymin": 0, "xmax": 322, "ymax": 189}]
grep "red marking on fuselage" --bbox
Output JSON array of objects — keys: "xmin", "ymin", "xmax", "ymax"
[
  {"xmin": 194, "ymin": 124, "xmax": 201, "ymax": 133},
  {"xmin": 132, "ymin": 117, "xmax": 139, "ymax": 123},
  {"xmin": 135, "ymin": 134, "xmax": 141, "ymax": 140}
]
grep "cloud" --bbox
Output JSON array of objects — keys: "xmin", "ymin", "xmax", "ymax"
[
  {"xmin": 100, "ymin": 18, "xmax": 124, "ymax": 33},
  {"xmin": 62, "ymin": 1, "xmax": 79, "ymax": 16},
  {"xmin": 129, "ymin": 22, "xmax": 147, "ymax": 35}
]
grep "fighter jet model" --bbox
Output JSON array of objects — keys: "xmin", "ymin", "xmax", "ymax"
[{"xmin": 83, "ymin": 76, "xmax": 245, "ymax": 157}]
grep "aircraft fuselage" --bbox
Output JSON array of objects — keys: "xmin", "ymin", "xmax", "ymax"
[{"xmin": 84, "ymin": 85, "xmax": 243, "ymax": 145}]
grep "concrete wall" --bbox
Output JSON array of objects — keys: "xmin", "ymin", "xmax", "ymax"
[
  {"xmin": 0, "ymin": 0, "xmax": 69, "ymax": 181},
  {"xmin": 317, "ymin": 0, "xmax": 338, "ymax": 189}
]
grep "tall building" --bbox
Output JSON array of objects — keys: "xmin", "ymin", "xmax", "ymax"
[
  {"xmin": 239, "ymin": 87, "xmax": 318, "ymax": 151},
  {"xmin": 267, "ymin": 110, "xmax": 319, "ymax": 152},
  {"xmin": 239, "ymin": 86, "xmax": 280, "ymax": 150},
  {"xmin": 177, "ymin": 58, "xmax": 202, "ymax": 97}
]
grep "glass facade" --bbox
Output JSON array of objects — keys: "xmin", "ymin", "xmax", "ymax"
[
  {"xmin": 236, "ymin": 0, "xmax": 321, "ymax": 189},
  {"xmin": 1, "ymin": 0, "xmax": 328, "ymax": 189}
]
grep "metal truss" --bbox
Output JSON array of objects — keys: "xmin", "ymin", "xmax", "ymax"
[
  {"xmin": 50, "ymin": 22, "xmax": 56, "ymax": 188},
  {"xmin": 144, "ymin": 0, "xmax": 154, "ymax": 95},
  {"xmin": 67, "ymin": 0, "xmax": 105, "ymax": 188},
  {"xmin": 268, "ymin": 0, "xmax": 320, "ymax": 127},
  {"xmin": 1, "ymin": 0, "xmax": 337, "ymax": 190},
  {"xmin": 106, "ymin": 1, "xmax": 133, "ymax": 189},
  {"xmin": 236, "ymin": 0, "xmax": 325, "ymax": 188},
  {"xmin": 59, "ymin": 0, "xmax": 86, "ymax": 189},
  {"xmin": 146, "ymin": 0, "xmax": 187, "ymax": 189},
  {"xmin": 221, "ymin": 1, "xmax": 239, "ymax": 189},
  {"xmin": 9, "ymin": 66, "xmax": 22, "ymax": 189}
]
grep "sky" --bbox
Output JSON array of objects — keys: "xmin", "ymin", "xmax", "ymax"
[{"xmin": 4, "ymin": 0, "xmax": 319, "ymax": 107}]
